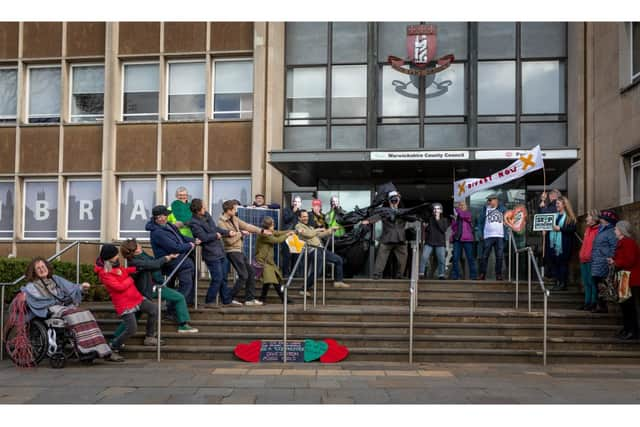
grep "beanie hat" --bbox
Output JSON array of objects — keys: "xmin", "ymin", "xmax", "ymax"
[
  {"xmin": 312, "ymin": 199, "xmax": 322, "ymax": 208},
  {"xmin": 616, "ymin": 220, "xmax": 633, "ymax": 238},
  {"xmin": 99, "ymin": 244, "xmax": 119, "ymax": 261},
  {"xmin": 599, "ymin": 209, "xmax": 619, "ymax": 225}
]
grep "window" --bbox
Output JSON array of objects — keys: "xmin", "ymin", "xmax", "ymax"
[
  {"xmin": 632, "ymin": 22, "xmax": 640, "ymax": 81},
  {"xmin": 165, "ymin": 178, "xmax": 203, "ymax": 205},
  {"xmin": 213, "ymin": 60, "xmax": 253, "ymax": 120},
  {"xmin": 478, "ymin": 61, "xmax": 516, "ymax": 115},
  {"xmin": 23, "ymin": 180, "xmax": 58, "ymax": 240},
  {"xmin": 632, "ymin": 154, "xmax": 640, "ymax": 203},
  {"xmin": 331, "ymin": 65, "xmax": 366, "ymax": 118},
  {"xmin": 28, "ymin": 66, "xmax": 61, "ymax": 123},
  {"xmin": 119, "ymin": 179, "xmax": 156, "ymax": 239},
  {"xmin": 70, "ymin": 65, "xmax": 104, "ymax": 122},
  {"xmin": 380, "ymin": 65, "xmax": 418, "ymax": 117},
  {"xmin": 522, "ymin": 61, "xmax": 565, "ymax": 114},
  {"xmin": 286, "ymin": 67, "xmax": 326, "ymax": 122},
  {"xmin": 0, "ymin": 181, "xmax": 14, "ymax": 239},
  {"xmin": 425, "ymin": 62, "xmax": 465, "ymax": 116},
  {"xmin": 0, "ymin": 68, "xmax": 17, "ymax": 123},
  {"xmin": 168, "ymin": 61, "xmax": 206, "ymax": 120},
  {"xmin": 123, "ymin": 63, "xmax": 159, "ymax": 121},
  {"xmin": 478, "ymin": 22, "xmax": 516, "ymax": 59},
  {"xmin": 210, "ymin": 177, "xmax": 251, "ymax": 220},
  {"xmin": 67, "ymin": 179, "xmax": 101, "ymax": 239}
]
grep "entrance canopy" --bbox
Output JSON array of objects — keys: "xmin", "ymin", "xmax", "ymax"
[{"xmin": 269, "ymin": 148, "xmax": 580, "ymax": 187}]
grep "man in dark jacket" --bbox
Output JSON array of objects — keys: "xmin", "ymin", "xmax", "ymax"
[
  {"xmin": 119, "ymin": 239, "xmax": 198, "ymax": 333},
  {"xmin": 146, "ymin": 205, "xmax": 200, "ymax": 308},
  {"xmin": 363, "ymin": 191, "xmax": 408, "ymax": 279},
  {"xmin": 189, "ymin": 198, "xmax": 242, "ymax": 308},
  {"xmin": 477, "ymin": 194, "xmax": 508, "ymax": 281},
  {"xmin": 281, "ymin": 195, "xmax": 303, "ymax": 277},
  {"xmin": 419, "ymin": 203, "xmax": 449, "ymax": 279}
]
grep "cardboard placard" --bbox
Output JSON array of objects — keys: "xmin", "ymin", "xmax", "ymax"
[
  {"xmin": 533, "ymin": 213, "xmax": 557, "ymax": 231},
  {"xmin": 259, "ymin": 340, "xmax": 305, "ymax": 363}
]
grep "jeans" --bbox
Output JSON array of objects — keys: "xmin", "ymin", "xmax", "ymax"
[
  {"xmin": 480, "ymin": 237, "xmax": 504, "ymax": 277},
  {"xmin": 227, "ymin": 252, "xmax": 257, "ymax": 302},
  {"xmin": 451, "ymin": 241, "xmax": 477, "ymax": 280},
  {"xmin": 110, "ymin": 299, "xmax": 157, "ymax": 350},
  {"xmin": 204, "ymin": 258, "xmax": 231, "ymax": 304},
  {"xmin": 305, "ymin": 249, "xmax": 344, "ymax": 289},
  {"xmin": 281, "ymin": 242, "xmax": 291, "ymax": 277},
  {"xmin": 581, "ymin": 262, "xmax": 597, "ymax": 306},
  {"xmin": 550, "ymin": 252, "xmax": 569, "ymax": 286},
  {"xmin": 420, "ymin": 245, "xmax": 446, "ymax": 278},
  {"xmin": 163, "ymin": 256, "xmax": 195, "ymax": 307}
]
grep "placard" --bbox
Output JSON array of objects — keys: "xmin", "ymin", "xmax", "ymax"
[
  {"xmin": 533, "ymin": 213, "xmax": 557, "ymax": 231},
  {"xmin": 259, "ymin": 340, "xmax": 305, "ymax": 363}
]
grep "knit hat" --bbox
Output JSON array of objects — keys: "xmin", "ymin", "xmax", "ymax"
[
  {"xmin": 599, "ymin": 209, "xmax": 619, "ymax": 224},
  {"xmin": 616, "ymin": 220, "xmax": 633, "ymax": 238},
  {"xmin": 152, "ymin": 205, "xmax": 171, "ymax": 217},
  {"xmin": 99, "ymin": 244, "xmax": 119, "ymax": 261},
  {"xmin": 312, "ymin": 199, "xmax": 322, "ymax": 208}
]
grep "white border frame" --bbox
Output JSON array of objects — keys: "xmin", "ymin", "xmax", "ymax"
[
  {"xmin": 69, "ymin": 63, "xmax": 105, "ymax": 123},
  {"xmin": 0, "ymin": 179, "xmax": 15, "ymax": 240},
  {"xmin": 163, "ymin": 176, "xmax": 204, "ymax": 205},
  {"xmin": 165, "ymin": 59, "xmax": 207, "ymax": 121},
  {"xmin": 0, "ymin": 66, "xmax": 18, "ymax": 122},
  {"xmin": 117, "ymin": 177, "xmax": 156, "ymax": 241},
  {"xmin": 65, "ymin": 177, "xmax": 102, "ymax": 240},
  {"xmin": 25, "ymin": 64, "xmax": 62, "ymax": 124},
  {"xmin": 211, "ymin": 57, "xmax": 254, "ymax": 120},
  {"xmin": 22, "ymin": 178, "xmax": 58, "ymax": 241},
  {"xmin": 120, "ymin": 61, "xmax": 160, "ymax": 122},
  {"xmin": 209, "ymin": 176, "xmax": 252, "ymax": 217}
]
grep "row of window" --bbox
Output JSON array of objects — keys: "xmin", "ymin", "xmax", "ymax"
[
  {"xmin": 285, "ymin": 60, "xmax": 566, "ymax": 123},
  {"xmin": 0, "ymin": 59, "xmax": 254, "ymax": 124},
  {"xmin": 0, "ymin": 177, "xmax": 251, "ymax": 240}
]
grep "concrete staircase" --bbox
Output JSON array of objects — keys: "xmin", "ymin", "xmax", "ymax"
[{"xmin": 86, "ymin": 278, "xmax": 640, "ymax": 364}]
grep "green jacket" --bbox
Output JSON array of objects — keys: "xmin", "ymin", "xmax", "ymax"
[
  {"xmin": 326, "ymin": 208, "xmax": 345, "ymax": 238},
  {"xmin": 255, "ymin": 230, "xmax": 290, "ymax": 285}
]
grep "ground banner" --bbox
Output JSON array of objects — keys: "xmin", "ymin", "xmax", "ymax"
[{"xmin": 453, "ymin": 145, "xmax": 544, "ymax": 202}]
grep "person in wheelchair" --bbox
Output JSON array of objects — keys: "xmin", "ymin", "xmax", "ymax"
[
  {"xmin": 95, "ymin": 244, "xmax": 159, "ymax": 356},
  {"xmin": 6, "ymin": 257, "xmax": 121, "ymax": 366}
]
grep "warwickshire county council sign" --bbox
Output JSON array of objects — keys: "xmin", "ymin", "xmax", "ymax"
[{"xmin": 370, "ymin": 151, "xmax": 470, "ymax": 161}]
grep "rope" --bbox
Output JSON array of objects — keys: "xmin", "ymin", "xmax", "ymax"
[{"xmin": 5, "ymin": 293, "xmax": 36, "ymax": 368}]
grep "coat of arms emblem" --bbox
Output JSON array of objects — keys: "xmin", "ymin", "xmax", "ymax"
[{"xmin": 389, "ymin": 24, "xmax": 454, "ymax": 76}]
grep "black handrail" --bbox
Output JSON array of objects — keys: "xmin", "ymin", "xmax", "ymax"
[{"xmin": 158, "ymin": 246, "xmax": 196, "ymax": 289}]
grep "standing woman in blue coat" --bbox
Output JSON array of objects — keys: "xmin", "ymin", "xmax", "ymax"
[{"xmin": 590, "ymin": 209, "xmax": 620, "ymax": 313}]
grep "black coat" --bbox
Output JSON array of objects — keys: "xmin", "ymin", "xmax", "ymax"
[
  {"xmin": 129, "ymin": 252, "xmax": 169, "ymax": 299},
  {"xmin": 189, "ymin": 213, "xmax": 230, "ymax": 261},
  {"xmin": 425, "ymin": 216, "xmax": 448, "ymax": 247},
  {"xmin": 282, "ymin": 207, "xmax": 299, "ymax": 230}
]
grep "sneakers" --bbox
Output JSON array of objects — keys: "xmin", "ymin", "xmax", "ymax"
[
  {"xmin": 333, "ymin": 281, "xmax": 350, "ymax": 288},
  {"xmin": 177, "ymin": 324, "xmax": 199, "ymax": 334},
  {"xmin": 299, "ymin": 290, "xmax": 311, "ymax": 297},
  {"xmin": 244, "ymin": 299, "xmax": 264, "ymax": 306},
  {"xmin": 223, "ymin": 300, "xmax": 243, "ymax": 308},
  {"xmin": 106, "ymin": 351, "xmax": 125, "ymax": 363},
  {"xmin": 143, "ymin": 336, "xmax": 165, "ymax": 346}
]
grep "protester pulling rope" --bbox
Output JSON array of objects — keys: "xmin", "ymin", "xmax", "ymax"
[{"xmin": 4, "ymin": 292, "xmax": 35, "ymax": 368}]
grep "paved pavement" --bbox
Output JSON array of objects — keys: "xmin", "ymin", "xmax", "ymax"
[{"xmin": 1, "ymin": 359, "xmax": 640, "ymax": 404}]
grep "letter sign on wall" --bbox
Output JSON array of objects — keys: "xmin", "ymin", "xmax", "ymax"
[
  {"xmin": 119, "ymin": 179, "xmax": 156, "ymax": 239},
  {"xmin": 24, "ymin": 181, "xmax": 58, "ymax": 239},
  {"xmin": 68, "ymin": 180, "xmax": 101, "ymax": 239}
]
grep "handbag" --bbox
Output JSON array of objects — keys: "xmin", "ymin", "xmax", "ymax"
[
  {"xmin": 597, "ymin": 266, "xmax": 618, "ymax": 303},
  {"xmin": 615, "ymin": 270, "xmax": 632, "ymax": 303},
  {"xmin": 453, "ymin": 216, "xmax": 463, "ymax": 242},
  {"xmin": 251, "ymin": 260, "xmax": 264, "ymax": 280}
]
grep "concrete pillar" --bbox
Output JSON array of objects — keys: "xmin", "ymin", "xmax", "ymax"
[{"xmin": 251, "ymin": 22, "xmax": 268, "ymax": 199}]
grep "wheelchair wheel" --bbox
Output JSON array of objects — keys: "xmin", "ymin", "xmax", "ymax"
[{"xmin": 4, "ymin": 319, "xmax": 48, "ymax": 367}]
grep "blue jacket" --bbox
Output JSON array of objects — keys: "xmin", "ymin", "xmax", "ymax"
[
  {"xmin": 476, "ymin": 204, "xmax": 508, "ymax": 241},
  {"xmin": 591, "ymin": 223, "xmax": 618, "ymax": 278},
  {"xmin": 146, "ymin": 220, "xmax": 194, "ymax": 259},
  {"xmin": 22, "ymin": 275, "xmax": 83, "ymax": 319},
  {"xmin": 189, "ymin": 212, "xmax": 230, "ymax": 261}
]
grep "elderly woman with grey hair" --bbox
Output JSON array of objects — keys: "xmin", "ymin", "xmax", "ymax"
[
  {"xmin": 168, "ymin": 186, "xmax": 194, "ymax": 238},
  {"xmin": 608, "ymin": 220, "xmax": 640, "ymax": 340}
]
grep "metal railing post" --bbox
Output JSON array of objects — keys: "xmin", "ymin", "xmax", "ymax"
[
  {"xmin": 194, "ymin": 246, "xmax": 199, "ymax": 310},
  {"xmin": 303, "ymin": 245, "xmax": 308, "ymax": 312},
  {"xmin": 543, "ymin": 292, "xmax": 548, "ymax": 366},
  {"xmin": 515, "ymin": 251, "xmax": 519, "ymax": 310},
  {"xmin": 283, "ymin": 286, "xmax": 288, "ymax": 364},
  {"xmin": 331, "ymin": 233, "xmax": 335, "ymax": 280},
  {"xmin": 157, "ymin": 286, "xmax": 162, "ymax": 362},
  {"xmin": 1, "ymin": 286, "xmax": 4, "ymax": 361},
  {"xmin": 322, "ymin": 246, "xmax": 326, "ymax": 306},
  {"xmin": 76, "ymin": 242, "xmax": 81, "ymax": 285},
  {"xmin": 528, "ymin": 249, "xmax": 532, "ymax": 313},
  {"xmin": 409, "ymin": 286, "xmax": 414, "ymax": 364},
  {"xmin": 508, "ymin": 232, "xmax": 512, "ymax": 282},
  {"xmin": 313, "ymin": 248, "xmax": 318, "ymax": 308}
]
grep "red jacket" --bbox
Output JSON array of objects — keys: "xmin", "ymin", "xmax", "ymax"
[
  {"xmin": 579, "ymin": 224, "xmax": 600, "ymax": 263},
  {"xmin": 613, "ymin": 237, "xmax": 640, "ymax": 287},
  {"xmin": 94, "ymin": 264, "xmax": 144, "ymax": 315}
]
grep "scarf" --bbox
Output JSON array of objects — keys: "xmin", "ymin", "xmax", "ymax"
[
  {"xmin": 171, "ymin": 200, "xmax": 192, "ymax": 224},
  {"xmin": 549, "ymin": 213, "xmax": 566, "ymax": 256}
]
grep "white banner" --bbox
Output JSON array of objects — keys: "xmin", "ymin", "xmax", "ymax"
[{"xmin": 453, "ymin": 145, "xmax": 544, "ymax": 202}]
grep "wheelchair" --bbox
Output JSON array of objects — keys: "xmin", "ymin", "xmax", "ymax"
[{"xmin": 4, "ymin": 317, "xmax": 97, "ymax": 369}]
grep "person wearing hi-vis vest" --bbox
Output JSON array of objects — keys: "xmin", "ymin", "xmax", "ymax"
[
  {"xmin": 325, "ymin": 195, "xmax": 346, "ymax": 238},
  {"xmin": 477, "ymin": 194, "xmax": 508, "ymax": 281},
  {"xmin": 167, "ymin": 186, "xmax": 194, "ymax": 238}
]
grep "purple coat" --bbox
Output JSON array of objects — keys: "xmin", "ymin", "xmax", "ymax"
[{"xmin": 450, "ymin": 208, "xmax": 474, "ymax": 243}]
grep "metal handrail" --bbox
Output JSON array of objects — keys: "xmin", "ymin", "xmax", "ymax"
[
  {"xmin": 408, "ymin": 221, "xmax": 421, "ymax": 364},
  {"xmin": 281, "ymin": 243, "xmax": 307, "ymax": 364}
]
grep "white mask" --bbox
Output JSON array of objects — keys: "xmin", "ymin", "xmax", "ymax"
[{"xmin": 292, "ymin": 197, "xmax": 302, "ymax": 209}]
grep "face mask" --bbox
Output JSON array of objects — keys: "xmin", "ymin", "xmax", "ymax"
[{"xmin": 293, "ymin": 199, "xmax": 302, "ymax": 209}]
